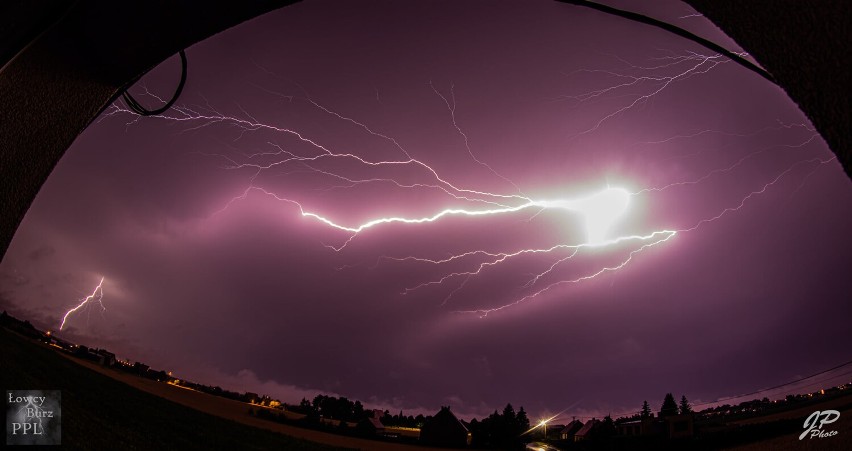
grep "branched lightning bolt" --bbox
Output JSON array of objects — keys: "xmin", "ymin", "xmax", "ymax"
[
  {"xmin": 632, "ymin": 120, "xmax": 814, "ymax": 149},
  {"xmin": 429, "ymin": 81, "xmax": 525, "ymax": 195},
  {"xmin": 454, "ymin": 231, "xmax": 677, "ymax": 317},
  {"xmin": 632, "ymin": 132, "xmax": 821, "ymax": 195},
  {"xmin": 102, "ymin": 47, "xmax": 837, "ymax": 316},
  {"xmin": 557, "ymin": 51, "xmax": 735, "ymax": 136},
  {"xmin": 105, "ymin": 99, "xmax": 528, "ymax": 211},
  {"xmin": 675, "ymin": 156, "xmax": 837, "ymax": 233},
  {"xmin": 60, "ymin": 277, "xmax": 106, "ymax": 331}
]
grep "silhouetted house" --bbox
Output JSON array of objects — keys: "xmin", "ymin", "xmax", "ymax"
[
  {"xmin": 616, "ymin": 414, "xmax": 693, "ymax": 439},
  {"xmin": 617, "ymin": 417, "xmax": 657, "ymax": 437},
  {"xmin": 574, "ymin": 419, "xmax": 600, "ymax": 442},
  {"xmin": 420, "ymin": 406, "xmax": 471, "ymax": 447},
  {"xmin": 94, "ymin": 349, "xmax": 115, "ymax": 366},
  {"xmin": 663, "ymin": 414, "xmax": 694, "ymax": 439},
  {"xmin": 61, "ymin": 341, "xmax": 118, "ymax": 368},
  {"xmin": 73, "ymin": 345, "xmax": 104, "ymax": 363},
  {"xmin": 546, "ymin": 424, "xmax": 565, "ymax": 440},
  {"xmin": 50, "ymin": 336, "xmax": 75, "ymax": 352},
  {"xmin": 133, "ymin": 362, "xmax": 149, "ymax": 375},
  {"xmin": 617, "ymin": 419, "xmax": 641, "ymax": 436},
  {"xmin": 560, "ymin": 419, "xmax": 584, "ymax": 440},
  {"xmin": 357, "ymin": 416, "xmax": 385, "ymax": 437}
]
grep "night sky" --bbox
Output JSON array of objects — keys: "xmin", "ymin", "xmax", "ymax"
[{"xmin": 2, "ymin": 0, "xmax": 850, "ymax": 420}]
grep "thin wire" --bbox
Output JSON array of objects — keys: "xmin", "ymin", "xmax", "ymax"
[
  {"xmin": 121, "ymin": 50, "xmax": 187, "ymax": 116},
  {"xmin": 559, "ymin": 358, "xmax": 852, "ymax": 420},
  {"xmin": 692, "ymin": 359, "xmax": 852, "ymax": 408}
]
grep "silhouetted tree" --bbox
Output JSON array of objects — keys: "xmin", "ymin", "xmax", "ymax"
[
  {"xmin": 601, "ymin": 415, "xmax": 616, "ymax": 438},
  {"xmin": 468, "ymin": 404, "xmax": 531, "ymax": 449},
  {"xmin": 641, "ymin": 400, "xmax": 652, "ymax": 418},
  {"xmin": 496, "ymin": 405, "xmax": 514, "ymax": 446},
  {"xmin": 679, "ymin": 395, "xmax": 692, "ymax": 415},
  {"xmin": 353, "ymin": 400, "xmax": 364, "ymax": 421},
  {"xmin": 503, "ymin": 403, "xmax": 516, "ymax": 425},
  {"xmin": 517, "ymin": 406, "xmax": 530, "ymax": 435},
  {"xmin": 297, "ymin": 397, "xmax": 313, "ymax": 415},
  {"xmin": 660, "ymin": 393, "xmax": 678, "ymax": 417}
]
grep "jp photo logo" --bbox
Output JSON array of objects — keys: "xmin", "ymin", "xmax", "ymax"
[
  {"xmin": 799, "ymin": 410, "xmax": 839, "ymax": 440},
  {"xmin": 5, "ymin": 390, "xmax": 61, "ymax": 445}
]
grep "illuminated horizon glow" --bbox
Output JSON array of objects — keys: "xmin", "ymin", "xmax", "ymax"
[{"xmin": 59, "ymin": 277, "xmax": 105, "ymax": 331}]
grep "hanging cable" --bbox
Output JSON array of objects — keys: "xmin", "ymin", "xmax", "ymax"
[{"xmin": 121, "ymin": 50, "xmax": 187, "ymax": 116}]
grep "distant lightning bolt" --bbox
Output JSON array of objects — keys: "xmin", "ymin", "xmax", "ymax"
[{"xmin": 60, "ymin": 277, "xmax": 105, "ymax": 331}]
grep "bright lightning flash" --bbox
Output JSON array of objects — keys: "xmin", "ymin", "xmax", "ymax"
[
  {"xmin": 59, "ymin": 277, "xmax": 106, "ymax": 331},
  {"xmin": 537, "ymin": 187, "xmax": 631, "ymax": 244}
]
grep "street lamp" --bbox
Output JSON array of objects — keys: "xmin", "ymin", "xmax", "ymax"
[{"xmin": 538, "ymin": 420, "xmax": 548, "ymax": 440}]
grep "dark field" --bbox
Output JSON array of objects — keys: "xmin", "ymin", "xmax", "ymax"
[{"xmin": 0, "ymin": 328, "xmax": 350, "ymax": 450}]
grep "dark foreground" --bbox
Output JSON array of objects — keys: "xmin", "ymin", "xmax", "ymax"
[
  {"xmin": 3, "ymin": 325, "xmax": 850, "ymax": 450},
  {"xmin": 0, "ymin": 328, "xmax": 350, "ymax": 450}
]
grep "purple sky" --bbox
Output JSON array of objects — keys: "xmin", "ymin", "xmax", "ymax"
[{"xmin": 2, "ymin": 0, "xmax": 850, "ymax": 420}]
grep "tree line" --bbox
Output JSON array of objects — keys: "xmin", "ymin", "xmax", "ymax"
[{"xmin": 468, "ymin": 403, "xmax": 531, "ymax": 448}]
